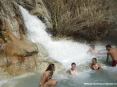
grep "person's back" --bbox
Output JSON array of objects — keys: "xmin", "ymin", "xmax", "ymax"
[
  {"xmin": 40, "ymin": 71, "xmax": 52, "ymax": 84},
  {"xmin": 40, "ymin": 64, "xmax": 57, "ymax": 87},
  {"xmin": 109, "ymin": 48, "xmax": 117, "ymax": 61},
  {"xmin": 106, "ymin": 45, "xmax": 117, "ymax": 67}
]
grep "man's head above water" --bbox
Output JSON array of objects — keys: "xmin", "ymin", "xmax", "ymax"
[
  {"xmin": 92, "ymin": 58, "xmax": 97, "ymax": 64},
  {"xmin": 71, "ymin": 62, "xmax": 77, "ymax": 70},
  {"xmin": 106, "ymin": 44, "xmax": 112, "ymax": 51}
]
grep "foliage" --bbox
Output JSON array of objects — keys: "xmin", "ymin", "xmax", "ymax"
[{"xmin": 44, "ymin": 0, "xmax": 115, "ymax": 41}]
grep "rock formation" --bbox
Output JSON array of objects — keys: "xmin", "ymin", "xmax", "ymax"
[{"xmin": 0, "ymin": 0, "xmax": 63, "ymax": 76}]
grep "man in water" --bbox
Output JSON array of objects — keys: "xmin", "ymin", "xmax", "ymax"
[
  {"xmin": 67, "ymin": 62, "xmax": 78, "ymax": 76},
  {"xmin": 87, "ymin": 44, "xmax": 98, "ymax": 57},
  {"xmin": 106, "ymin": 44, "xmax": 117, "ymax": 67},
  {"xmin": 90, "ymin": 58, "xmax": 101, "ymax": 70}
]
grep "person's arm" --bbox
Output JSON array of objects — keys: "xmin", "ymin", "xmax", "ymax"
[
  {"xmin": 98, "ymin": 64, "xmax": 102, "ymax": 70},
  {"xmin": 66, "ymin": 69, "xmax": 71, "ymax": 74},
  {"xmin": 40, "ymin": 72, "xmax": 49, "ymax": 87},
  {"xmin": 89, "ymin": 63, "xmax": 93, "ymax": 70},
  {"xmin": 106, "ymin": 52, "xmax": 110, "ymax": 63}
]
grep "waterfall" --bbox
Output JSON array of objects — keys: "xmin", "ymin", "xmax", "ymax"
[
  {"xmin": 1, "ymin": 5, "xmax": 117, "ymax": 87},
  {"xmin": 19, "ymin": 6, "xmax": 106, "ymax": 68}
]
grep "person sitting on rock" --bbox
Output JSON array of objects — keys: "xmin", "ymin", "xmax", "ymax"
[
  {"xmin": 90, "ymin": 58, "xmax": 101, "ymax": 70},
  {"xmin": 40, "ymin": 63, "xmax": 57, "ymax": 87}
]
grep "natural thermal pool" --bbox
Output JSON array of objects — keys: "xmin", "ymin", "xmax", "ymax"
[
  {"xmin": 1, "ymin": 5, "xmax": 117, "ymax": 87},
  {"xmin": 1, "ymin": 51, "xmax": 117, "ymax": 87},
  {"xmin": 1, "ymin": 65, "xmax": 117, "ymax": 87}
]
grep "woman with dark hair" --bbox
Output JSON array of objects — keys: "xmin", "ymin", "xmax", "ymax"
[{"xmin": 40, "ymin": 63, "xmax": 57, "ymax": 87}]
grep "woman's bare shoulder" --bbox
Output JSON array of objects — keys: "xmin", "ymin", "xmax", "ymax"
[{"xmin": 43, "ymin": 71, "xmax": 51, "ymax": 76}]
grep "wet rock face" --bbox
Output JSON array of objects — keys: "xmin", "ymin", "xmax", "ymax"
[
  {"xmin": 0, "ymin": 0, "xmax": 39, "ymax": 74},
  {"xmin": 0, "ymin": 0, "xmax": 36, "ymax": 54},
  {"xmin": 0, "ymin": 0, "xmax": 63, "ymax": 75},
  {"xmin": 0, "ymin": 0, "xmax": 26, "ymax": 41},
  {"xmin": 43, "ymin": 0, "xmax": 117, "ymax": 41}
]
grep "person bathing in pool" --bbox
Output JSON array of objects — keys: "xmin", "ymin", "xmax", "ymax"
[
  {"xmin": 40, "ymin": 63, "xmax": 57, "ymax": 87},
  {"xmin": 87, "ymin": 44, "xmax": 98, "ymax": 57},
  {"xmin": 90, "ymin": 58, "xmax": 101, "ymax": 70},
  {"xmin": 67, "ymin": 62, "xmax": 78, "ymax": 76},
  {"xmin": 106, "ymin": 44, "xmax": 117, "ymax": 67}
]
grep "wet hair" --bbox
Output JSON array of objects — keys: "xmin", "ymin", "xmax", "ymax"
[
  {"xmin": 92, "ymin": 58, "xmax": 97, "ymax": 62},
  {"xmin": 46, "ymin": 63, "xmax": 55, "ymax": 71},
  {"xmin": 71, "ymin": 62, "xmax": 76, "ymax": 65},
  {"xmin": 106, "ymin": 44, "xmax": 111, "ymax": 48}
]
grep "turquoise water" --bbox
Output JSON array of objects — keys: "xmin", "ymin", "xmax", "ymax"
[
  {"xmin": 1, "ymin": 57, "xmax": 117, "ymax": 87},
  {"xmin": 1, "ymin": 65, "xmax": 117, "ymax": 87}
]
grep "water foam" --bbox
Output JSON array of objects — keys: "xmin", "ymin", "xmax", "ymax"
[
  {"xmin": 19, "ymin": 6, "xmax": 107, "ymax": 68},
  {"xmin": 0, "ymin": 80, "xmax": 8, "ymax": 87}
]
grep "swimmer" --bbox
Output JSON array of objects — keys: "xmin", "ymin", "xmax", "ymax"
[
  {"xmin": 87, "ymin": 44, "xmax": 98, "ymax": 57},
  {"xmin": 67, "ymin": 62, "xmax": 78, "ymax": 76},
  {"xmin": 90, "ymin": 58, "xmax": 101, "ymax": 70}
]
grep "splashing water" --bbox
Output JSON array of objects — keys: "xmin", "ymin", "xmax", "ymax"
[
  {"xmin": 0, "ymin": 80, "xmax": 8, "ymax": 87},
  {"xmin": 19, "ymin": 6, "xmax": 106, "ymax": 68}
]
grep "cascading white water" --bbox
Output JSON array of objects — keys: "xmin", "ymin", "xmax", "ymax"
[{"xmin": 19, "ymin": 6, "xmax": 106, "ymax": 68}]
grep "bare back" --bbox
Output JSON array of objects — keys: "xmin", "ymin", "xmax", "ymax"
[
  {"xmin": 40, "ymin": 71, "xmax": 52, "ymax": 87},
  {"xmin": 40, "ymin": 71, "xmax": 57, "ymax": 87},
  {"xmin": 109, "ymin": 48, "xmax": 117, "ymax": 60}
]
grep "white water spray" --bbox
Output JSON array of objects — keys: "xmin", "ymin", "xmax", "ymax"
[{"xmin": 19, "ymin": 6, "xmax": 106, "ymax": 68}]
